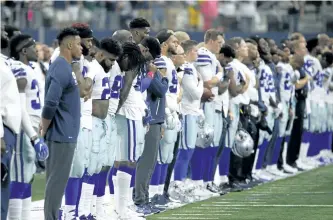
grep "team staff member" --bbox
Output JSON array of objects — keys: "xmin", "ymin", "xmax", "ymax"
[{"xmin": 40, "ymin": 28, "xmax": 82, "ymax": 220}]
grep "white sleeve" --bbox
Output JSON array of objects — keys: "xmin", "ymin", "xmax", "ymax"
[
  {"xmin": 196, "ymin": 65, "xmax": 213, "ymax": 82},
  {"xmin": 0, "ymin": 63, "xmax": 22, "ymax": 134},
  {"xmin": 0, "ymin": 116, "xmax": 3, "ymax": 138},
  {"xmin": 182, "ymin": 72, "xmax": 204, "ymax": 101},
  {"xmin": 19, "ymin": 93, "xmax": 37, "ymax": 138}
]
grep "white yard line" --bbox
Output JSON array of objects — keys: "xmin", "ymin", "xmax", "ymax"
[{"xmin": 201, "ymin": 204, "xmax": 333, "ymax": 207}]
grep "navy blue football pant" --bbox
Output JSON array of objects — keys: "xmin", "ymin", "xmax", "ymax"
[{"xmin": 1, "ymin": 126, "xmax": 16, "ymax": 220}]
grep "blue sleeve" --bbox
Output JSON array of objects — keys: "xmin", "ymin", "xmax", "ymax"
[
  {"xmin": 42, "ymin": 62, "xmax": 69, "ymax": 120},
  {"xmin": 148, "ymin": 71, "xmax": 169, "ymax": 98}
]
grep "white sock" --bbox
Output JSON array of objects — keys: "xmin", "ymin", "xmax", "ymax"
[
  {"xmin": 84, "ymin": 184, "xmax": 94, "ymax": 217},
  {"xmin": 112, "ymin": 176, "xmax": 117, "ymax": 212},
  {"xmin": 214, "ymin": 165, "xmax": 220, "ymax": 184},
  {"xmin": 128, "ymin": 187, "xmax": 134, "ymax": 206},
  {"xmin": 115, "ymin": 171, "xmax": 131, "ymax": 215},
  {"xmin": 148, "ymin": 185, "xmax": 159, "ymax": 198},
  {"xmin": 8, "ymin": 199, "xmax": 22, "ymax": 220},
  {"xmin": 158, "ymin": 184, "xmax": 164, "ymax": 195},
  {"xmin": 252, "ymin": 148, "xmax": 260, "ymax": 174},
  {"xmin": 21, "ymin": 197, "xmax": 31, "ymax": 220},
  {"xmin": 282, "ymin": 142, "xmax": 288, "ymax": 166},
  {"xmin": 96, "ymin": 196, "xmax": 104, "ymax": 215},
  {"xmin": 64, "ymin": 205, "xmax": 76, "ymax": 220},
  {"xmin": 90, "ymin": 194, "xmax": 97, "ymax": 216}
]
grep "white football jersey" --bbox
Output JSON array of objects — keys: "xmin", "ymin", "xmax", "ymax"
[
  {"xmin": 195, "ymin": 47, "xmax": 221, "ymax": 104},
  {"xmin": 10, "ymin": 60, "xmax": 42, "ymax": 125},
  {"xmin": 227, "ymin": 59, "xmax": 250, "ymax": 105},
  {"xmin": 0, "ymin": 55, "xmax": 22, "ymax": 135},
  {"xmin": 29, "ymin": 61, "xmax": 45, "ymax": 107},
  {"xmin": 323, "ymin": 67, "xmax": 333, "ymax": 104},
  {"xmin": 50, "ymin": 47, "xmax": 84, "ymax": 71},
  {"xmin": 118, "ymin": 71, "xmax": 146, "ymax": 121},
  {"xmin": 91, "ymin": 59, "xmax": 111, "ymax": 100},
  {"xmin": 180, "ymin": 62, "xmax": 204, "ymax": 116},
  {"xmin": 258, "ymin": 60, "xmax": 274, "ymax": 106},
  {"xmin": 276, "ymin": 62, "xmax": 295, "ymax": 103},
  {"xmin": 159, "ymin": 55, "xmax": 178, "ymax": 112},
  {"xmin": 304, "ymin": 55, "xmax": 325, "ymax": 101},
  {"xmin": 108, "ymin": 61, "xmax": 123, "ymax": 115}
]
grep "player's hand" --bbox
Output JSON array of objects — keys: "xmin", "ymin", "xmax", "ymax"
[
  {"xmin": 161, "ymin": 127, "xmax": 165, "ymax": 138},
  {"xmin": 173, "ymin": 111, "xmax": 182, "ymax": 132},
  {"xmin": 165, "ymin": 113, "xmax": 176, "ymax": 130},
  {"xmin": 148, "ymin": 63, "xmax": 158, "ymax": 73},
  {"xmin": 228, "ymin": 111, "xmax": 234, "ymax": 121},
  {"xmin": 1, "ymin": 138, "xmax": 6, "ymax": 157},
  {"xmin": 289, "ymin": 108, "xmax": 293, "ymax": 117},
  {"xmin": 31, "ymin": 137, "xmax": 49, "ymax": 161},
  {"xmin": 208, "ymin": 94, "xmax": 215, "ymax": 102}
]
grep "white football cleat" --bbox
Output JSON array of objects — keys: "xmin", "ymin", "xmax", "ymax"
[
  {"xmin": 295, "ymin": 160, "xmax": 315, "ymax": 170},
  {"xmin": 266, "ymin": 165, "xmax": 289, "ymax": 177},
  {"xmin": 283, "ymin": 163, "xmax": 298, "ymax": 174}
]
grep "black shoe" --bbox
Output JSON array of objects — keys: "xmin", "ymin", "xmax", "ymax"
[
  {"xmin": 228, "ymin": 182, "xmax": 244, "ymax": 192},
  {"xmin": 291, "ymin": 163, "xmax": 305, "ymax": 171},
  {"xmin": 207, "ymin": 183, "xmax": 220, "ymax": 193},
  {"xmin": 147, "ymin": 202, "xmax": 165, "ymax": 212}
]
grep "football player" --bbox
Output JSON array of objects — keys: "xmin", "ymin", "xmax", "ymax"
[
  {"xmin": 184, "ymin": 29, "xmax": 224, "ymax": 197},
  {"xmin": 129, "ymin": 18, "xmax": 151, "ymax": 44},
  {"xmin": 113, "ymin": 42, "xmax": 146, "ymax": 220},
  {"xmin": 8, "ymin": 34, "xmax": 49, "ymax": 220},
  {"xmin": 85, "ymin": 38, "xmax": 122, "ymax": 219},
  {"xmin": 0, "ymin": 28, "xmax": 22, "ymax": 220},
  {"xmin": 107, "ymin": 29, "xmax": 135, "ymax": 216}
]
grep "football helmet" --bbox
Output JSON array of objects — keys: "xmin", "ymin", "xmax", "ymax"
[
  {"xmin": 232, "ymin": 129, "xmax": 254, "ymax": 158},
  {"xmin": 196, "ymin": 123, "xmax": 214, "ymax": 147}
]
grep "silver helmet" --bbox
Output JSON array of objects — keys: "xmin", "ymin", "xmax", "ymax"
[
  {"xmin": 196, "ymin": 123, "xmax": 214, "ymax": 147},
  {"xmin": 232, "ymin": 128, "xmax": 254, "ymax": 158}
]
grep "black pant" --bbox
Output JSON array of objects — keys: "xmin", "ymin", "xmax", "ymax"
[
  {"xmin": 287, "ymin": 99, "xmax": 305, "ymax": 166},
  {"xmin": 229, "ymin": 115, "xmax": 258, "ymax": 182},
  {"xmin": 241, "ymin": 116, "xmax": 260, "ymax": 179},
  {"xmin": 163, "ymin": 131, "xmax": 181, "ymax": 194}
]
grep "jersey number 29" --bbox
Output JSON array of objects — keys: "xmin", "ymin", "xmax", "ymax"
[{"xmin": 169, "ymin": 69, "xmax": 178, "ymax": 93}]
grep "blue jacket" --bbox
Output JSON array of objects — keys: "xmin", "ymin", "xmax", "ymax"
[{"xmin": 140, "ymin": 63, "xmax": 169, "ymax": 125}]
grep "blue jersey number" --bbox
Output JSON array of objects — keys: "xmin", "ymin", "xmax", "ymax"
[
  {"xmin": 110, "ymin": 75, "xmax": 123, "ymax": 99},
  {"xmin": 101, "ymin": 77, "xmax": 111, "ymax": 99},
  {"xmin": 134, "ymin": 74, "xmax": 142, "ymax": 92},
  {"xmin": 284, "ymin": 72, "xmax": 291, "ymax": 91},
  {"xmin": 31, "ymin": 79, "xmax": 41, "ymax": 110},
  {"xmin": 169, "ymin": 69, "xmax": 178, "ymax": 93},
  {"xmin": 313, "ymin": 71, "xmax": 323, "ymax": 88},
  {"xmin": 259, "ymin": 69, "xmax": 267, "ymax": 89}
]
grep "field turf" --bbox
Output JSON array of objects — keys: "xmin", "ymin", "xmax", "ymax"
[{"xmin": 32, "ymin": 165, "xmax": 333, "ymax": 220}]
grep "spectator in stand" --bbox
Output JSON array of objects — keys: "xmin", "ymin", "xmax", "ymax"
[
  {"xmin": 200, "ymin": 0, "xmax": 218, "ymax": 30},
  {"xmin": 288, "ymin": 1, "xmax": 304, "ymax": 33}
]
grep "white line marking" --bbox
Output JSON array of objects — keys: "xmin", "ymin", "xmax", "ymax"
[
  {"xmin": 213, "ymin": 201, "xmax": 266, "ymax": 204},
  {"xmin": 201, "ymin": 204, "xmax": 333, "ymax": 207}
]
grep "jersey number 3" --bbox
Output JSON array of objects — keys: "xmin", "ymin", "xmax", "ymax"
[{"xmin": 31, "ymin": 79, "xmax": 41, "ymax": 110}]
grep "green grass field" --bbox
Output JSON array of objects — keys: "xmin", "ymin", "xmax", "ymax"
[{"xmin": 32, "ymin": 165, "xmax": 333, "ymax": 220}]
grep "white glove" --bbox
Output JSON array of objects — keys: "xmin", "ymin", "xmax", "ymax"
[
  {"xmin": 197, "ymin": 110, "xmax": 205, "ymax": 129},
  {"xmin": 165, "ymin": 112, "xmax": 176, "ymax": 130},
  {"xmin": 273, "ymin": 103, "xmax": 283, "ymax": 118},
  {"xmin": 173, "ymin": 111, "xmax": 182, "ymax": 132}
]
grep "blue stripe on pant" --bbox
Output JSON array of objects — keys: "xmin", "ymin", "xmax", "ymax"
[
  {"xmin": 11, "ymin": 130, "xmax": 36, "ymax": 183},
  {"xmin": 115, "ymin": 115, "xmax": 144, "ymax": 162},
  {"xmin": 158, "ymin": 126, "xmax": 178, "ymax": 164},
  {"xmin": 2, "ymin": 126, "xmax": 16, "ymax": 220}
]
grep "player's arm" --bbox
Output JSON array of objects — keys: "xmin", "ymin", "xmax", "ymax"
[
  {"xmin": 116, "ymin": 69, "xmax": 138, "ymax": 113},
  {"xmin": 228, "ymin": 68, "xmax": 243, "ymax": 97},
  {"xmin": 182, "ymin": 69, "xmax": 204, "ymax": 100},
  {"xmin": 16, "ymin": 78, "xmax": 38, "ymax": 141},
  {"xmin": 294, "ymin": 68, "xmax": 310, "ymax": 90},
  {"xmin": 72, "ymin": 62, "xmax": 93, "ymax": 99},
  {"xmin": 148, "ymin": 70, "xmax": 169, "ymax": 98},
  {"xmin": 41, "ymin": 64, "xmax": 69, "ymax": 133},
  {"xmin": 274, "ymin": 67, "xmax": 283, "ymax": 103},
  {"xmin": 240, "ymin": 71, "xmax": 250, "ymax": 93}
]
